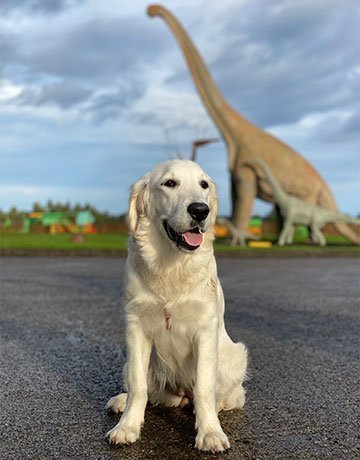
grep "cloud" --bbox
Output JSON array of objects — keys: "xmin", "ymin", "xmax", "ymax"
[
  {"xmin": 10, "ymin": 78, "xmax": 148, "ymax": 123},
  {"xmin": 130, "ymin": 87, "xmax": 214, "ymax": 133},
  {"xmin": 3, "ymin": 15, "xmax": 168, "ymax": 81},
  {"xmin": 309, "ymin": 110, "xmax": 360, "ymax": 143},
  {"xmin": 25, "ymin": 18, "xmax": 164, "ymax": 81},
  {"xmin": 0, "ymin": 0, "xmax": 359, "ymax": 216},
  {"xmin": 83, "ymin": 79, "xmax": 146, "ymax": 122},
  {"xmin": 15, "ymin": 81, "xmax": 93, "ymax": 109},
  {"xmin": 3, "ymin": 0, "xmax": 85, "ymax": 15},
  {"xmin": 2, "ymin": 12, "xmax": 170, "ymax": 122},
  {"xmin": 1, "ymin": 34, "xmax": 20, "ymax": 67},
  {"xmin": 269, "ymin": 109, "xmax": 360, "ymax": 145},
  {"xmin": 0, "ymin": 81, "xmax": 23, "ymax": 101},
  {"xmin": 164, "ymin": 0, "xmax": 359, "ymax": 128}
]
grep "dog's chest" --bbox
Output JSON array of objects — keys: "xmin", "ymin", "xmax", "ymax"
[
  {"xmin": 141, "ymin": 299, "xmax": 201, "ymax": 337},
  {"xmin": 127, "ymin": 260, "xmax": 218, "ymax": 337},
  {"xmin": 134, "ymin": 301, "xmax": 194, "ymax": 366}
]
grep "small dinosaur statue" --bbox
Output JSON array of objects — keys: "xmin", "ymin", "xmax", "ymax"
[
  {"xmin": 147, "ymin": 4, "xmax": 359, "ymax": 245},
  {"xmin": 247, "ymin": 158, "xmax": 360, "ymax": 246}
]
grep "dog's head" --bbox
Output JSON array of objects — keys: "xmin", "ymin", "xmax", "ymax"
[{"xmin": 128, "ymin": 159, "xmax": 217, "ymax": 253}]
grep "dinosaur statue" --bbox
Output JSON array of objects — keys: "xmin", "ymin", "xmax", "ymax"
[
  {"xmin": 147, "ymin": 4, "xmax": 359, "ymax": 245},
  {"xmin": 247, "ymin": 158, "xmax": 360, "ymax": 246}
]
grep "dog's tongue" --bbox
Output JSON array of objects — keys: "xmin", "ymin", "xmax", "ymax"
[{"xmin": 182, "ymin": 231, "xmax": 203, "ymax": 247}]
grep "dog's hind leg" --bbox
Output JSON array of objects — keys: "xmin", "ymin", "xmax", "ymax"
[
  {"xmin": 217, "ymin": 339, "xmax": 247, "ymax": 413},
  {"xmin": 106, "ymin": 393, "xmax": 128, "ymax": 413},
  {"xmin": 216, "ymin": 384, "xmax": 246, "ymax": 413},
  {"xmin": 106, "ymin": 363, "xmax": 129, "ymax": 413},
  {"xmin": 148, "ymin": 387, "xmax": 190, "ymax": 408},
  {"xmin": 107, "ymin": 388, "xmax": 190, "ymax": 411}
]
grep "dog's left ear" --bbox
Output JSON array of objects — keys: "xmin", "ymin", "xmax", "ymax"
[{"xmin": 128, "ymin": 173, "xmax": 150, "ymax": 234}]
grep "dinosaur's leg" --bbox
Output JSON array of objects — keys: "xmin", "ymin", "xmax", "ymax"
[
  {"xmin": 231, "ymin": 167, "xmax": 259, "ymax": 246},
  {"xmin": 309, "ymin": 226, "xmax": 318, "ymax": 244},
  {"xmin": 225, "ymin": 220, "xmax": 240, "ymax": 246},
  {"xmin": 278, "ymin": 219, "xmax": 293, "ymax": 246},
  {"xmin": 230, "ymin": 232, "xmax": 238, "ymax": 246},
  {"xmin": 229, "ymin": 224, "xmax": 241, "ymax": 246},
  {"xmin": 311, "ymin": 225, "xmax": 327, "ymax": 246},
  {"xmin": 318, "ymin": 231, "xmax": 327, "ymax": 247},
  {"xmin": 286, "ymin": 225, "xmax": 295, "ymax": 245},
  {"xmin": 230, "ymin": 174, "xmax": 237, "ymax": 220}
]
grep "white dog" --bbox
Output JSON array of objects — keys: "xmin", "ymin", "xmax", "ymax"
[{"xmin": 106, "ymin": 159, "xmax": 247, "ymax": 452}]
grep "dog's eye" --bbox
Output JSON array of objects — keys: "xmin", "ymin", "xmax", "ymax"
[
  {"xmin": 163, "ymin": 179, "xmax": 177, "ymax": 188},
  {"xmin": 200, "ymin": 180, "xmax": 209, "ymax": 189}
]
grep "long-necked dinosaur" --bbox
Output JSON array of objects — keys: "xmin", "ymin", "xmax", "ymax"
[
  {"xmin": 247, "ymin": 158, "xmax": 360, "ymax": 246},
  {"xmin": 147, "ymin": 4, "xmax": 359, "ymax": 245}
]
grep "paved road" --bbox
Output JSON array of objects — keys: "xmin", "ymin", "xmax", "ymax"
[{"xmin": 1, "ymin": 257, "xmax": 359, "ymax": 459}]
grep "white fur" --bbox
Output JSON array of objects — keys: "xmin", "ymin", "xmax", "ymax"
[{"xmin": 106, "ymin": 159, "xmax": 247, "ymax": 452}]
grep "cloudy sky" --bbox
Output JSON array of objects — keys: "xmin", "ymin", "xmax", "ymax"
[{"xmin": 1, "ymin": 0, "xmax": 359, "ymax": 216}]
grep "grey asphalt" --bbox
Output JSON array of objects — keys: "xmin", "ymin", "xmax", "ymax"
[{"xmin": 0, "ymin": 257, "xmax": 359, "ymax": 460}]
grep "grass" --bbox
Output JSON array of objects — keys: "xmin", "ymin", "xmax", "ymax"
[
  {"xmin": 0, "ymin": 233, "xmax": 128, "ymax": 250},
  {"xmin": 0, "ymin": 232, "xmax": 358, "ymax": 254},
  {"xmin": 214, "ymin": 242, "xmax": 357, "ymax": 252}
]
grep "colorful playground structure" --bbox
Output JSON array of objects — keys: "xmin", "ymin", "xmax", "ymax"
[
  {"xmin": 23, "ymin": 211, "xmax": 96, "ymax": 235},
  {"xmin": 215, "ymin": 217, "xmax": 264, "ymax": 238},
  {"xmin": 214, "ymin": 216, "xmax": 309, "ymax": 241}
]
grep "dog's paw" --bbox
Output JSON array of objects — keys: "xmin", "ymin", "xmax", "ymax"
[
  {"xmin": 106, "ymin": 422, "xmax": 140, "ymax": 445},
  {"xmin": 195, "ymin": 429, "xmax": 230, "ymax": 452},
  {"xmin": 106, "ymin": 393, "xmax": 127, "ymax": 414},
  {"xmin": 179, "ymin": 396, "xmax": 191, "ymax": 408}
]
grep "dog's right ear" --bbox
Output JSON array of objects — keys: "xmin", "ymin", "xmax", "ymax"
[{"xmin": 127, "ymin": 173, "xmax": 150, "ymax": 234}]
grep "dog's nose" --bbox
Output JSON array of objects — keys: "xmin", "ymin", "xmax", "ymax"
[{"xmin": 187, "ymin": 202, "xmax": 210, "ymax": 222}]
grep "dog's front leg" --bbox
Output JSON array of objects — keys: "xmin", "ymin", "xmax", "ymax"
[
  {"xmin": 194, "ymin": 321, "xmax": 230, "ymax": 452},
  {"xmin": 107, "ymin": 318, "xmax": 151, "ymax": 445}
]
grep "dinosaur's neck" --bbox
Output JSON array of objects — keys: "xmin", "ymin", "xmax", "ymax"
[
  {"xmin": 148, "ymin": 5, "xmax": 242, "ymax": 144},
  {"xmin": 255, "ymin": 160, "xmax": 287, "ymax": 205}
]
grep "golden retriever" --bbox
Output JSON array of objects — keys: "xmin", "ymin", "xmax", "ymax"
[{"xmin": 106, "ymin": 159, "xmax": 247, "ymax": 452}]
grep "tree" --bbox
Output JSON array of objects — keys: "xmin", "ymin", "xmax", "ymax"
[{"xmin": 32, "ymin": 202, "xmax": 44, "ymax": 212}]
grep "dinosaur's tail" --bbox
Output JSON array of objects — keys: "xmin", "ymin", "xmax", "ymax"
[
  {"xmin": 319, "ymin": 191, "xmax": 360, "ymax": 244},
  {"xmin": 326, "ymin": 212, "xmax": 360, "ymax": 225},
  {"xmin": 332, "ymin": 221, "xmax": 360, "ymax": 244}
]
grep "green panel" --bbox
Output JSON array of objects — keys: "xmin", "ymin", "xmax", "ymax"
[
  {"xmin": 76, "ymin": 211, "xmax": 95, "ymax": 226},
  {"xmin": 41, "ymin": 212, "xmax": 69, "ymax": 225},
  {"xmin": 249, "ymin": 217, "xmax": 263, "ymax": 227}
]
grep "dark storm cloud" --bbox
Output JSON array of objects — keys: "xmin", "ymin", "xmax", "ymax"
[
  {"xmin": 3, "ymin": 0, "xmax": 84, "ymax": 15},
  {"xmin": 166, "ymin": 0, "xmax": 359, "ymax": 128}
]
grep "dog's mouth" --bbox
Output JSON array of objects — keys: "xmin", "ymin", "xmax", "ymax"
[{"xmin": 163, "ymin": 221, "xmax": 203, "ymax": 251}]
